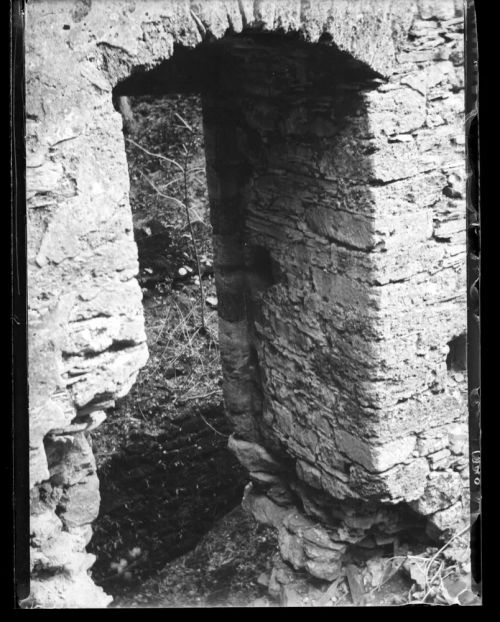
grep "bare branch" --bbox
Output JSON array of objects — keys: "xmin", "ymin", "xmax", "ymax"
[
  {"xmin": 181, "ymin": 145, "xmax": 206, "ymax": 332},
  {"xmin": 139, "ymin": 170, "xmax": 186, "ymax": 210},
  {"xmin": 126, "ymin": 138, "xmax": 184, "ymax": 173},
  {"xmin": 195, "ymin": 406, "xmax": 229, "ymax": 438},
  {"xmin": 174, "ymin": 112, "xmax": 194, "ymax": 133}
]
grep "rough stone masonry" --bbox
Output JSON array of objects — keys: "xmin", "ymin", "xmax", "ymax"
[{"xmin": 25, "ymin": 0, "xmax": 467, "ymax": 608}]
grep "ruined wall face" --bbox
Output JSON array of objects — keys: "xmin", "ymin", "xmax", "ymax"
[
  {"xmin": 239, "ymin": 12, "xmax": 467, "ymax": 506},
  {"xmin": 25, "ymin": 0, "xmax": 466, "ymax": 608},
  {"xmin": 204, "ymin": 4, "xmax": 467, "ymax": 585}
]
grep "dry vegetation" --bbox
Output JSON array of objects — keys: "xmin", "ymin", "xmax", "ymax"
[{"xmin": 89, "ymin": 94, "xmax": 248, "ymax": 599}]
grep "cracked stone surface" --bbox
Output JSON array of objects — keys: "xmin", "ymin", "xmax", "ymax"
[{"xmin": 26, "ymin": 0, "xmax": 467, "ymax": 608}]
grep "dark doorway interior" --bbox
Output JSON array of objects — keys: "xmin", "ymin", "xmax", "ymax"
[{"xmin": 88, "ymin": 91, "xmax": 247, "ymax": 598}]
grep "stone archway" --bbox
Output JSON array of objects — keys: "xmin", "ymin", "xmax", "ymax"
[{"xmin": 26, "ymin": 0, "xmax": 467, "ymax": 608}]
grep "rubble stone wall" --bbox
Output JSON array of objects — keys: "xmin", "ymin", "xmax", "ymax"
[{"xmin": 25, "ymin": 0, "xmax": 466, "ymax": 608}]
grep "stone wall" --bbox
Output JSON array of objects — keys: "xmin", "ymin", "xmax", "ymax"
[
  {"xmin": 25, "ymin": 0, "xmax": 466, "ymax": 608},
  {"xmin": 205, "ymin": 13, "xmax": 467, "ymax": 586}
]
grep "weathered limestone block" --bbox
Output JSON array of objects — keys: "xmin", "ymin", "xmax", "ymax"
[
  {"xmin": 27, "ymin": 435, "xmax": 111, "ymax": 608},
  {"xmin": 410, "ymin": 471, "xmax": 463, "ymax": 516},
  {"xmin": 222, "ymin": 0, "xmax": 465, "ymax": 512},
  {"xmin": 26, "ymin": 0, "xmax": 149, "ymax": 607},
  {"xmin": 27, "ymin": 573, "xmax": 112, "ymax": 610},
  {"xmin": 228, "ymin": 436, "xmax": 287, "ymax": 473},
  {"xmin": 243, "ymin": 484, "xmax": 346, "ymax": 581}
]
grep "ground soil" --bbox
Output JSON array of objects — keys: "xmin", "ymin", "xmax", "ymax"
[{"xmin": 109, "ymin": 505, "xmax": 279, "ymax": 608}]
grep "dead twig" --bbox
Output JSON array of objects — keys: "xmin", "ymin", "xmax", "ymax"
[
  {"xmin": 419, "ymin": 524, "xmax": 470, "ymax": 602},
  {"xmin": 316, "ymin": 575, "xmax": 344, "ymax": 606},
  {"xmin": 183, "ymin": 389, "xmax": 222, "ymax": 402},
  {"xmin": 418, "ymin": 560, "xmax": 444, "ymax": 603},
  {"xmin": 196, "ymin": 408, "xmax": 228, "ymax": 438},
  {"xmin": 368, "ymin": 556, "xmax": 406, "ymax": 594},
  {"xmin": 153, "ymin": 306, "xmax": 172, "ymax": 345},
  {"xmin": 181, "ymin": 141, "xmax": 206, "ymax": 333},
  {"xmin": 126, "ymin": 138, "xmax": 184, "ymax": 173},
  {"xmin": 139, "ymin": 171, "xmax": 185, "ymax": 210},
  {"xmin": 174, "ymin": 111, "xmax": 194, "ymax": 133}
]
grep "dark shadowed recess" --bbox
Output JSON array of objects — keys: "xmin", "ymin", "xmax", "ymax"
[
  {"xmin": 89, "ymin": 403, "xmax": 246, "ymax": 597},
  {"xmin": 447, "ymin": 333, "xmax": 467, "ymax": 372},
  {"xmin": 113, "ymin": 31, "xmax": 382, "ymax": 101},
  {"xmin": 89, "ymin": 87, "xmax": 248, "ymax": 596}
]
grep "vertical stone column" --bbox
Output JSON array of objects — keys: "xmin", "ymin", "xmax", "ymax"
[
  {"xmin": 361, "ymin": 1, "xmax": 468, "ymax": 534},
  {"xmin": 25, "ymin": 1, "xmax": 149, "ymax": 608}
]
